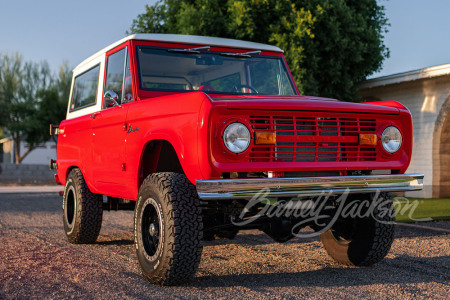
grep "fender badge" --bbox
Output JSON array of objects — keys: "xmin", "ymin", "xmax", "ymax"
[{"xmin": 127, "ymin": 125, "xmax": 139, "ymax": 133}]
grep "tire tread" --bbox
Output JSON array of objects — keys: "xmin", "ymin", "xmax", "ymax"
[
  {"xmin": 64, "ymin": 168, "xmax": 103, "ymax": 244},
  {"xmin": 136, "ymin": 172, "xmax": 203, "ymax": 286}
]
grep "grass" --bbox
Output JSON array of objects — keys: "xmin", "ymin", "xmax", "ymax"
[{"xmin": 393, "ymin": 197, "xmax": 450, "ymax": 223}]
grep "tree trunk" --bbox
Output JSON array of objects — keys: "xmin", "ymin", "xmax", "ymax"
[
  {"xmin": 13, "ymin": 135, "xmax": 20, "ymax": 165},
  {"xmin": 13, "ymin": 135, "xmax": 35, "ymax": 164}
]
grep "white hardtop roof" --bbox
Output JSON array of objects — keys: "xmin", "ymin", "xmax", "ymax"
[
  {"xmin": 359, "ymin": 63, "xmax": 450, "ymax": 89},
  {"xmin": 74, "ymin": 34, "xmax": 283, "ymax": 72}
]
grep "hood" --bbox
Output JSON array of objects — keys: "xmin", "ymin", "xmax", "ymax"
[{"xmin": 210, "ymin": 95, "xmax": 400, "ymax": 115}]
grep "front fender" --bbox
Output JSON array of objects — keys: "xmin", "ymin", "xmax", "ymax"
[{"xmin": 125, "ymin": 92, "xmax": 211, "ymax": 198}]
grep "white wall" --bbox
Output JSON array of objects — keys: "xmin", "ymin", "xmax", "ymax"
[
  {"xmin": 20, "ymin": 141, "xmax": 57, "ymax": 165},
  {"xmin": 2, "ymin": 139, "xmax": 56, "ymax": 165}
]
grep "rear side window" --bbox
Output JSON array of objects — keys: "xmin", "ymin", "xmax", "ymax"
[{"xmin": 70, "ymin": 65, "xmax": 100, "ymax": 111}]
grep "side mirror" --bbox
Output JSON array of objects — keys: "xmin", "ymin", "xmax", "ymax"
[{"xmin": 103, "ymin": 90, "xmax": 119, "ymax": 107}]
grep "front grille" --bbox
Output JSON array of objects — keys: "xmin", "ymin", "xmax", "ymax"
[{"xmin": 249, "ymin": 115, "xmax": 377, "ymax": 162}]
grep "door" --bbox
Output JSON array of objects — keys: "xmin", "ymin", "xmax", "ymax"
[{"xmin": 91, "ymin": 47, "xmax": 131, "ymax": 197}]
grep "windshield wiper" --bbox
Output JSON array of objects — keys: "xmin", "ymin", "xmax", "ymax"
[
  {"xmin": 220, "ymin": 50, "xmax": 261, "ymax": 58},
  {"xmin": 168, "ymin": 46, "xmax": 210, "ymax": 54}
]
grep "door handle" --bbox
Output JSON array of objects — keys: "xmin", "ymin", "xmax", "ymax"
[{"xmin": 91, "ymin": 112, "xmax": 101, "ymax": 119}]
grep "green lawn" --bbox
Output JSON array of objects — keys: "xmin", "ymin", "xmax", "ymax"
[{"xmin": 393, "ymin": 197, "xmax": 450, "ymax": 223}]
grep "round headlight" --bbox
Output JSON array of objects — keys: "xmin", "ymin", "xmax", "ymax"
[
  {"xmin": 381, "ymin": 126, "xmax": 402, "ymax": 153},
  {"xmin": 223, "ymin": 122, "xmax": 251, "ymax": 153}
]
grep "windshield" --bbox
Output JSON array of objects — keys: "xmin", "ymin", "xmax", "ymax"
[{"xmin": 136, "ymin": 46, "xmax": 297, "ymax": 95}]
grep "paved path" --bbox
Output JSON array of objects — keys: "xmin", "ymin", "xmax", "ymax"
[
  {"xmin": 0, "ymin": 186, "xmax": 62, "ymax": 194},
  {"xmin": 0, "ymin": 193, "xmax": 449, "ymax": 299}
]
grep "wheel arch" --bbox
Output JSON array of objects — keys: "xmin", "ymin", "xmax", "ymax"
[
  {"xmin": 138, "ymin": 139, "xmax": 185, "ymax": 191},
  {"xmin": 60, "ymin": 164, "xmax": 82, "ymax": 185},
  {"xmin": 63, "ymin": 165, "xmax": 97, "ymax": 193}
]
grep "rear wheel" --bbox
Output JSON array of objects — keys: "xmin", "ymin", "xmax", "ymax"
[
  {"xmin": 320, "ymin": 193, "xmax": 395, "ymax": 266},
  {"xmin": 63, "ymin": 168, "xmax": 103, "ymax": 244},
  {"xmin": 134, "ymin": 172, "xmax": 203, "ymax": 286}
]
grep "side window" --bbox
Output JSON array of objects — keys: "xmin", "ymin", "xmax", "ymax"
[
  {"xmin": 104, "ymin": 47, "xmax": 132, "ymax": 108},
  {"xmin": 70, "ymin": 65, "xmax": 100, "ymax": 111}
]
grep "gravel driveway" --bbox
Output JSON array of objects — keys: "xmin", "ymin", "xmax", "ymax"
[{"xmin": 0, "ymin": 192, "xmax": 449, "ymax": 299}]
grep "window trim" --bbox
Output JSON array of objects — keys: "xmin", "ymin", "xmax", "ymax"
[
  {"xmin": 121, "ymin": 47, "xmax": 129, "ymax": 103},
  {"xmin": 69, "ymin": 63, "xmax": 101, "ymax": 112}
]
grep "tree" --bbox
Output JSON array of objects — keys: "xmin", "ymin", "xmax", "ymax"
[
  {"xmin": 32, "ymin": 63, "xmax": 71, "ymax": 148},
  {"xmin": 0, "ymin": 53, "xmax": 22, "ymax": 128},
  {"xmin": 0, "ymin": 53, "xmax": 70, "ymax": 163},
  {"xmin": 129, "ymin": 0, "xmax": 389, "ymax": 100}
]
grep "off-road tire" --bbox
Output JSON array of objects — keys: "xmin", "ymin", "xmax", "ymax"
[
  {"xmin": 134, "ymin": 172, "xmax": 203, "ymax": 286},
  {"xmin": 320, "ymin": 192, "xmax": 395, "ymax": 266},
  {"xmin": 63, "ymin": 168, "xmax": 103, "ymax": 244}
]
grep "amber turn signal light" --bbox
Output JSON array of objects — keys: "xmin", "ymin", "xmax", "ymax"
[
  {"xmin": 255, "ymin": 132, "xmax": 276, "ymax": 145},
  {"xmin": 359, "ymin": 134, "xmax": 378, "ymax": 146}
]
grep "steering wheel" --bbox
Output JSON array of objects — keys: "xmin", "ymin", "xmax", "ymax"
[
  {"xmin": 234, "ymin": 85, "xmax": 258, "ymax": 94},
  {"xmin": 198, "ymin": 84, "xmax": 216, "ymax": 92}
]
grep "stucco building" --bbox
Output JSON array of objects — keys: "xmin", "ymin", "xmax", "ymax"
[{"xmin": 358, "ymin": 64, "xmax": 450, "ymax": 198}]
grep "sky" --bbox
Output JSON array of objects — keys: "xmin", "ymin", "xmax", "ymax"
[
  {"xmin": 374, "ymin": 0, "xmax": 450, "ymax": 77},
  {"xmin": 0, "ymin": 0, "xmax": 157, "ymax": 72},
  {"xmin": 0, "ymin": 0, "xmax": 449, "ymax": 79}
]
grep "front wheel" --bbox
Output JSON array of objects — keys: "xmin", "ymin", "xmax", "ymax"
[
  {"xmin": 134, "ymin": 172, "xmax": 203, "ymax": 286},
  {"xmin": 320, "ymin": 192, "xmax": 395, "ymax": 266}
]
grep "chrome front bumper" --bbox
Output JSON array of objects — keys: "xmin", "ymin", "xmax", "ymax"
[{"xmin": 196, "ymin": 174, "xmax": 424, "ymax": 200}]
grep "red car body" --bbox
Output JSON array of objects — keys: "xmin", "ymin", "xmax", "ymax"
[{"xmin": 56, "ymin": 36, "xmax": 414, "ymax": 201}]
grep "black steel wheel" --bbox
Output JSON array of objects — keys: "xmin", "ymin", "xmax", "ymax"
[{"xmin": 140, "ymin": 197, "xmax": 163, "ymax": 261}]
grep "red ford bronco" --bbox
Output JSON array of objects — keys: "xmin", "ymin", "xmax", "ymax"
[{"xmin": 51, "ymin": 34, "xmax": 423, "ymax": 286}]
